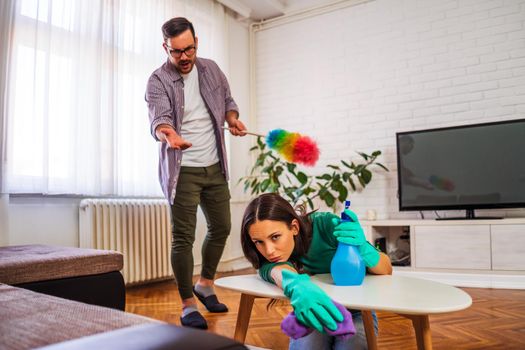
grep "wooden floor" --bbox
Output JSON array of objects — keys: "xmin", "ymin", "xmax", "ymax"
[{"xmin": 126, "ymin": 269, "xmax": 525, "ymax": 349}]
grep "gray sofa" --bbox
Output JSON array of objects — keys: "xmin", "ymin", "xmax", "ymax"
[
  {"xmin": 0, "ymin": 245, "xmax": 125, "ymax": 310},
  {"xmin": 0, "ymin": 245, "xmax": 246, "ymax": 350}
]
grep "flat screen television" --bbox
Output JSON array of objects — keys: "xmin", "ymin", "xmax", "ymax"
[{"xmin": 396, "ymin": 119, "xmax": 525, "ymax": 219}]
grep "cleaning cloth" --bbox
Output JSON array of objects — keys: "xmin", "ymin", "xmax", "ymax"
[{"xmin": 280, "ymin": 300, "xmax": 356, "ymax": 340}]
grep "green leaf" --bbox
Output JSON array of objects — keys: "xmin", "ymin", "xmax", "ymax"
[
  {"xmin": 361, "ymin": 169, "xmax": 372, "ymax": 184},
  {"xmin": 371, "ymin": 150, "xmax": 381, "ymax": 157},
  {"xmin": 249, "ymin": 145, "xmax": 258, "ymax": 151},
  {"xmin": 330, "ymin": 178, "xmax": 343, "ymax": 191},
  {"xmin": 341, "ymin": 160, "xmax": 352, "ymax": 169},
  {"xmin": 348, "ymin": 177, "xmax": 356, "ymax": 191},
  {"xmin": 286, "ymin": 163, "xmax": 297, "ymax": 173},
  {"xmin": 268, "ymin": 153, "xmax": 278, "ymax": 161},
  {"xmin": 338, "ymin": 186, "xmax": 348, "ymax": 202},
  {"xmin": 327, "ymin": 165, "xmax": 340, "ymax": 170},
  {"xmin": 376, "ymin": 162, "xmax": 389, "ymax": 171},
  {"xmin": 303, "ymin": 187, "xmax": 315, "ymax": 195},
  {"xmin": 273, "ymin": 171, "xmax": 281, "ymax": 184},
  {"xmin": 324, "ymin": 191, "xmax": 335, "ymax": 207},
  {"xmin": 269, "ymin": 182, "xmax": 279, "ymax": 193},
  {"xmin": 317, "ymin": 174, "xmax": 332, "ymax": 181},
  {"xmin": 257, "ymin": 136, "xmax": 264, "ymax": 148},
  {"xmin": 307, "ymin": 198, "xmax": 314, "ymax": 210},
  {"xmin": 297, "ymin": 172, "xmax": 308, "ymax": 185},
  {"xmin": 357, "ymin": 152, "xmax": 369, "ymax": 160},
  {"xmin": 255, "ymin": 155, "xmax": 265, "ymax": 167},
  {"xmin": 358, "ymin": 175, "xmax": 366, "ymax": 187},
  {"xmin": 354, "ymin": 164, "xmax": 365, "ymax": 173},
  {"xmin": 261, "ymin": 179, "xmax": 270, "ymax": 191},
  {"xmin": 262, "ymin": 165, "xmax": 273, "ymax": 173}
]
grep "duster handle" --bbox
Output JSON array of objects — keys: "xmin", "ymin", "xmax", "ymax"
[{"xmin": 221, "ymin": 126, "xmax": 264, "ymax": 137}]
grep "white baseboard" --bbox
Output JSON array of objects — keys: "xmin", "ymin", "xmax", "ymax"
[
  {"xmin": 217, "ymin": 256, "xmax": 253, "ymax": 272},
  {"xmin": 193, "ymin": 256, "xmax": 252, "ymax": 275},
  {"xmin": 393, "ymin": 269, "xmax": 525, "ymax": 289}
]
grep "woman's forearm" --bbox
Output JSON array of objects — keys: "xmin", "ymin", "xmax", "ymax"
[
  {"xmin": 367, "ymin": 252, "xmax": 393, "ymax": 275},
  {"xmin": 270, "ymin": 264, "xmax": 298, "ymax": 289}
]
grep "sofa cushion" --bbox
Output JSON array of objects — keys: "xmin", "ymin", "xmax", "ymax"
[
  {"xmin": 37, "ymin": 323, "xmax": 248, "ymax": 350},
  {"xmin": 0, "ymin": 283, "xmax": 157, "ymax": 350},
  {"xmin": 0, "ymin": 245, "xmax": 123, "ymax": 285}
]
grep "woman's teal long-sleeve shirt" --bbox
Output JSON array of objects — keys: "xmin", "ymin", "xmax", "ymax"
[{"xmin": 258, "ymin": 211, "xmax": 340, "ymax": 282}]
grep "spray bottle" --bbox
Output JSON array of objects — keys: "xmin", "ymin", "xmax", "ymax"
[{"xmin": 330, "ymin": 200, "xmax": 366, "ymax": 286}]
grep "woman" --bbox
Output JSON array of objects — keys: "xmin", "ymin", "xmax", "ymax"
[{"xmin": 241, "ymin": 193, "xmax": 392, "ymax": 349}]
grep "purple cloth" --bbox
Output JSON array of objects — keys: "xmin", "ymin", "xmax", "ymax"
[
  {"xmin": 280, "ymin": 300, "xmax": 356, "ymax": 340},
  {"xmin": 145, "ymin": 57, "xmax": 239, "ymax": 203}
]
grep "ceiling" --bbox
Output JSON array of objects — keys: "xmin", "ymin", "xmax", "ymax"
[{"xmin": 217, "ymin": 0, "xmax": 339, "ymax": 22}]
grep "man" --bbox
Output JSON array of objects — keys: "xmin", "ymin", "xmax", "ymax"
[{"xmin": 145, "ymin": 17, "xmax": 246, "ymax": 330}]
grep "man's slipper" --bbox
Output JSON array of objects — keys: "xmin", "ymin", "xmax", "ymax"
[
  {"xmin": 193, "ymin": 286, "xmax": 228, "ymax": 313},
  {"xmin": 180, "ymin": 310, "xmax": 208, "ymax": 329}
]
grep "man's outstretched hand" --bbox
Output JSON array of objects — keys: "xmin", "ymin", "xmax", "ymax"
[{"xmin": 155, "ymin": 125, "xmax": 192, "ymax": 150}]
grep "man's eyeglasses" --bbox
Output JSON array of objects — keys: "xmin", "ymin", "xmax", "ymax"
[{"xmin": 166, "ymin": 45, "xmax": 196, "ymax": 58}]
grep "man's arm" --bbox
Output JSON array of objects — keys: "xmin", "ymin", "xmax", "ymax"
[
  {"xmin": 224, "ymin": 110, "xmax": 247, "ymax": 136},
  {"xmin": 216, "ymin": 65, "xmax": 246, "ymax": 137},
  {"xmin": 146, "ymin": 74, "xmax": 192, "ymax": 149},
  {"xmin": 145, "ymin": 75, "xmax": 175, "ymax": 140}
]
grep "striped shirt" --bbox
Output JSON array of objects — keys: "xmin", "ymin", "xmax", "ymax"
[{"xmin": 145, "ymin": 57, "xmax": 239, "ymax": 203}]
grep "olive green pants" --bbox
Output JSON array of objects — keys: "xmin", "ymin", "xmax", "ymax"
[{"xmin": 170, "ymin": 163, "xmax": 231, "ymax": 300}]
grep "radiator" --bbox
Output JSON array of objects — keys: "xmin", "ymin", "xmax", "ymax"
[{"xmin": 79, "ymin": 198, "xmax": 172, "ymax": 285}]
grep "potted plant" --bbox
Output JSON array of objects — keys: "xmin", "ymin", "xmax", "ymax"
[{"xmin": 239, "ymin": 137, "xmax": 388, "ymax": 211}]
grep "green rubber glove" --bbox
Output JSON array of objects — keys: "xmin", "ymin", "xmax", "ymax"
[
  {"xmin": 281, "ymin": 269, "xmax": 343, "ymax": 332},
  {"xmin": 332, "ymin": 209, "xmax": 380, "ymax": 268}
]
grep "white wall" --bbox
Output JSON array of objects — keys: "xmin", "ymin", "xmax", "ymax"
[
  {"xmin": 2, "ymin": 196, "xmax": 80, "ymax": 247},
  {"xmin": 253, "ymin": 0, "xmax": 525, "ymax": 220}
]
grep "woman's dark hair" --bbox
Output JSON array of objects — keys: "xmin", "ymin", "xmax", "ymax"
[
  {"xmin": 161, "ymin": 17, "xmax": 195, "ymax": 42},
  {"xmin": 241, "ymin": 193, "xmax": 314, "ymax": 270}
]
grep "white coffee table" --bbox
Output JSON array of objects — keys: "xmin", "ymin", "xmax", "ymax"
[{"xmin": 215, "ymin": 274, "xmax": 472, "ymax": 350}]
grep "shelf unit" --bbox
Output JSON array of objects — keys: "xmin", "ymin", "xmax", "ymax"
[{"xmin": 361, "ymin": 218, "xmax": 525, "ymax": 289}]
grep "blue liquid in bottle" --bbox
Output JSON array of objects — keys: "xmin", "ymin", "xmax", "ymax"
[{"xmin": 330, "ymin": 200, "xmax": 366, "ymax": 286}]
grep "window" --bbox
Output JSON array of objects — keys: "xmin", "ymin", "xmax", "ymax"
[{"xmin": 5, "ymin": 0, "xmax": 227, "ymax": 197}]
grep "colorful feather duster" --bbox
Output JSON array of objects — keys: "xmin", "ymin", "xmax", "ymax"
[
  {"xmin": 265, "ymin": 129, "xmax": 319, "ymax": 166},
  {"xmin": 223, "ymin": 127, "xmax": 320, "ymax": 167}
]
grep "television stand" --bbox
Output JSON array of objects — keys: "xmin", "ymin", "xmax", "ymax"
[
  {"xmin": 361, "ymin": 218, "xmax": 525, "ymax": 289},
  {"xmin": 435, "ymin": 209, "xmax": 502, "ymax": 220}
]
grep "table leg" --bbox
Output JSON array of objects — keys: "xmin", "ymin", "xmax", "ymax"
[
  {"xmin": 234, "ymin": 293, "xmax": 255, "ymax": 343},
  {"xmin": 399, "ymin": 314, "xmax": 432, "ymax": 350},
  {"xmin": 361, "ymin": 310, "xmax": 378, "ymax": 350}
]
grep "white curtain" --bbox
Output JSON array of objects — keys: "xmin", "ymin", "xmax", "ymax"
[
  {"xmin": 4, "ymin": 0, "xmax": 228, "ymax": 197},
  {"xmin": 1, "ymin": 0, "xmax": 16, "ymax": 194}
]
